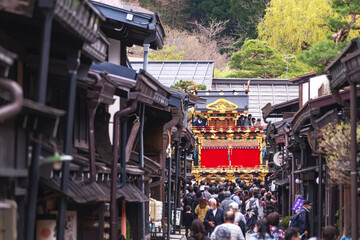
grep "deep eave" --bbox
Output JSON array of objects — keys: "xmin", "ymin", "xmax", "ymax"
[{"xmin": 91, "ymin": 1, "xmax": 165, "ymax": 50}]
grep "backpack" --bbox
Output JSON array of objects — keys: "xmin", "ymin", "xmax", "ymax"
[
  {"xmin": 265, "ymin": 201, "xmax": 275, "ymax": 216},
  {"xmin": 249, "ymin": 199, "xmax": 258, "ymax": 214},
  {"xmin": 230, "ymin": 194, "xmax": 235, "ymax": 200},
  {"xmin": 289, "ymin": 210, "xmax": 303, "ymax": 228},
  {"xmin": 184, "ymin": 194, "xmax": 194, "ymax": 207}
]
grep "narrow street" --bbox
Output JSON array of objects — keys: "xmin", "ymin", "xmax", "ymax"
[{"xmin": 0, "ymin": 0, "xmax": 360, "ymax": 240}]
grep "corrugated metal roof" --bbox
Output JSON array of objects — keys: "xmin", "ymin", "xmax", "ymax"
[
  {"xmin": 212, "ymin": 78, "xmax": 299, "ymax": 122},
  {"xmin": 131, "ymin": 61, "xmax": 214, "ymax": 89}
]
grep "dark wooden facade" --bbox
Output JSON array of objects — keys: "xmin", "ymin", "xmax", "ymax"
[
  {"xmin": 264, "ymin": 67, "xmax": 360, "ymax": 238},
  {"xmin": 0, "ymin": 1, "xmax": 194, "ymax": 240}
]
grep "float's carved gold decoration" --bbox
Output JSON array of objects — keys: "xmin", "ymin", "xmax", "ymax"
[{"xmin": 206, "ymin": 98, "xmax": 238, "ymax": 111}]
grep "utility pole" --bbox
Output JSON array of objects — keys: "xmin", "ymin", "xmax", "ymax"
[{"xmin": 285, "ymin": 56, "xmax": 295, "ymax": 79}]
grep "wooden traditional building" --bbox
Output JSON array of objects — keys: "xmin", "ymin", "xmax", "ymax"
[
  {"xmin": 0, "ymin": 1, "xmax": 195, "ymax": 240},
  {"xmin": 263, "ymin": 61, "xmax": 360, "ymax": 238}
]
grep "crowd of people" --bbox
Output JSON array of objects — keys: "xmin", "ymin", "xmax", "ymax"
[{"xmin": 181, "ymin": 178, "xmax": 338, "ymax": 240}]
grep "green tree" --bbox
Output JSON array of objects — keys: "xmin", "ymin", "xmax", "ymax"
[
  {"xmin": 299, "ymin": 39, "xmax": 349, "ymax": 73},
  {"xmin": 329, "ymin": 0, "xmax": 360, "ymax": 42},
  {"xmin": 230, "ymin": 0, "xmax": 269, "ymax": 47},
  {"xmin": 258, "ymin": 0, "xmax": 332, "ymax": 54},
  {"xmin": 228, "ymin": 39, "xmax": 309, "ymax": 79},
  {"xmin": 148, "ymin": 45, "xmax": 184, "ymax": 61},
  {"xmin": 170, "ymin": 80, "xmax": 206, "ymax": 93}
]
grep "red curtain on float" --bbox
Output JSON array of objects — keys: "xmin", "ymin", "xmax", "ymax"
[
  {"xmin": 201, "ymin": 148, "xmax": 228, "ymax": 168},
  {"xmin": 201, "ymin": 147, "xmax": 260, "ymax": 168},
  {"xmin": 231, "ymin": 148, "xmax": 260, "ymax": 168}
]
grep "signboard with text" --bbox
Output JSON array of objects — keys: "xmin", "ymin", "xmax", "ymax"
[{"xmin": 291, "ymin": 197, "xmax": 305, "ymax": 212}]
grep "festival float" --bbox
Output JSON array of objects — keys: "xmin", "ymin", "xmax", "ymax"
[{"xmin": 191, "ymin": 89, "xmax": 268, "ymax": 183}]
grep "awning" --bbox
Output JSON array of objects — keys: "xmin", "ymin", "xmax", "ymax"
[
  {"xmin": 41, "ymin": 176, "xmax": 148, "ymax": 203},
  {"xmin": 274, "ymin": 177, "xmax": 289, "ymax": 186},
  {"xmin": 40, "ymin": 176, "xmax": 108, "ymax": 203},
  {"xmin": 97, "ymin": 181, "xmax": 149, "ymax": 203}
]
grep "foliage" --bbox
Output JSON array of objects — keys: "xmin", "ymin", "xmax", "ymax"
[
  {"xmin": 130, "ymin": 25, "xmax": 229, "ymax": 69},
  {"xmin": 299, "ymin": 39, "xmax": 349, "ymax": 73},
  {"xmin": 148, "ymin": 45, "xmax": 184, "ymax": 61},
  {"xmin": 170, "ymin": 80, "xmax": 206, "ymax": 93},
  {"xmin": 279, "ymin": 216, "xmax": 292, "ymax": 230},
  {"xmin": 138, "ymin": 0, "xmax": 268, "ymax": 49},
  {"xmin": 229, "ymin": 0, "xmax": 270, "ymax": 47},
  {"xmin": 328, "ymin": 0, "xmax": 360, "ymax": 42},
  {"xmin": 214, "ymin": 66, "xmax": 235, "ymax": 78},
  {"xmin": 227, "ymin": 39, "xmax": 310, "ymax": 78},
  {"xmin": 319, "ymin": 121, "xmax": 360, "ymax": 185},
  {"xmin": 257, "ymin": 0, "xmax": 332, "ymax": 54}
]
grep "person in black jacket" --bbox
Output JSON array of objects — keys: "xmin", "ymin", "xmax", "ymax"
[
  {"xmin": 204, "ymin": 198, "xmax": 224, "ymax": 235},
  {"xmin": 298, "ymin": 200, "xmax": 312, "ymax": 239},
  {"xmin": 183, "ymin": 205, "xmax": 195, "ymax": 237},
  {"xmin": 184, "ymin": 187, "xmax": 195, "ymax": 210}
]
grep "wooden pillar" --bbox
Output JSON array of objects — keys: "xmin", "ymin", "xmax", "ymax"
[
  {"xmin": 99, "ymin": 203, "xmax": 105, "ymax": 240},
  {"xmin": 344, "ymin": 187, "xmax": 351, "ymax": 237}
]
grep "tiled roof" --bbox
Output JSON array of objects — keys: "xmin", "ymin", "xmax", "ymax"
[{"xmin": 131, "ymin": 61, "xmax": 214, "ymax": 89}]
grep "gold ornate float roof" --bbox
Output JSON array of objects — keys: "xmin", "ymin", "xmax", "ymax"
[{"xmin": 206, "ymin": 98, "xmax": 238, "ymax": 111}]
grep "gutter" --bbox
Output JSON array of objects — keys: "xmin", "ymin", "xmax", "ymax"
[
  {"xmin": 0, "ymin": 79, "xmax": 23, "ymax": 121},
  {"xmin": 110, "ymin": 98, "xmax": 138, "ymax": 240}
]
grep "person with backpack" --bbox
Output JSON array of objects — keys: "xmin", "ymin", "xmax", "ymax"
[
  {"xmin": 231, "ymin": 187, "xmax": 243, "ymax": 206},
  {"xmin": 261, "ymin": 193, "xmax": 277, "ymax": 217},
  {"xmin": 246, "ymin": 190, "xmax": 260, "ymax": 233},
  {"xmin": 289, "ymin": 200, "xmax": 312, "ymax": 240},
  {"xmin": 267, "ymin": 212, "xmax": 285, "ymax": 240},
  {"xmin": 184, "ymin": 186, "xmax": 195, "ymax": 210}
]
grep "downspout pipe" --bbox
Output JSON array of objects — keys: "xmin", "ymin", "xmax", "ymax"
[
  {"xmin": 0, "ymin": 79, "xmax": 23, "ymax": 122},
  {"xmin": 139, "ymin": 103, "xmax": 146, "ymax": 240},
  {"xmin": 85, "ymin": 72, "xmax": 102, "ymax": 184},
  {"xmin": 25, "ymin": 4, "xmax": 54, "ymax": 240},
  {"xmin": 110, "ymin": 99, "xmax": 138, "ymax": 240},
  {"xmin": 143, "ymin": 43, "xmax": 150, "ymax": 71},
  {"xmin": 57, "ymin": 50, "xmax": 81, "ymax": 240}
]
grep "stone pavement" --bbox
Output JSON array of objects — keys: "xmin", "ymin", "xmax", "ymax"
[
  {"xmin": 169, "ymin": 228, "xmax": 251, "ymax": 240},
  {"xmin": 170, "ymin": 228, "xmax": 187, "ymax": 240}
]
